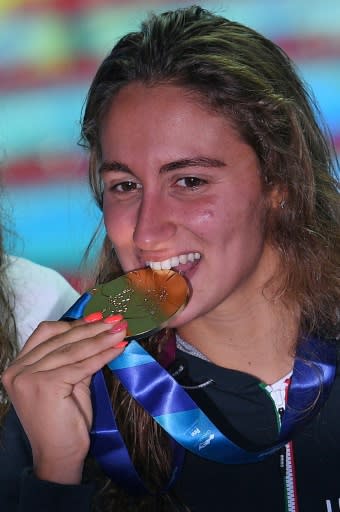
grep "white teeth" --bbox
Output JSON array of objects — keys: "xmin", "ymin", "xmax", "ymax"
[
  {"xmin": 160, "ymin": 258, "xmax": 172, "ymax": 270},
  {"xmin": 146, "ymin": 252, "xmax": 201, "ymax": 270},
  {"xmin": 152, "ymin": 261, "xmax": 162, "ymax": 270},
  {"xmin": 170, "ymin": 256, "xmax": 180, "ymax": 267}
]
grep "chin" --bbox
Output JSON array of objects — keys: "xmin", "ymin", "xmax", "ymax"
[{"xmin": 166, "ymin": 304, "xmax": 196, "ymax": 329}]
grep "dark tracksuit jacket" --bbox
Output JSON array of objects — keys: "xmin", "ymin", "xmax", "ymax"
[{"xmin": 1, "ymin": 347, "xmax": 340, "ymax": 512}]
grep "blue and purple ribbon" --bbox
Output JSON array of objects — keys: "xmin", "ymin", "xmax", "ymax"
[{"xmin": 61, "ymin": 293, "xmax": 337, "ymax": 493}]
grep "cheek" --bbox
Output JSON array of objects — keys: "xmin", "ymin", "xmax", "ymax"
[
  {"xmin": 224, "ymin": 195, "xmax": 267, "ymax": 244},
  {"xmin": 103, "ymin": 198, "xmax": 133, "ymax": 244},
  {"xmin": 181, "ymin": 202, "xmax": 216, "ymax": 237},
  {"xmin": 103, "ymin": 199, "xmax": 115, "ymax": 238},
  {"xmin": 195, "ymin": 207, "xmax": 215, "ymax": 224},
  {"xmin": 216, "ymin": 194, "xmax": 266, "ymax": 243}
]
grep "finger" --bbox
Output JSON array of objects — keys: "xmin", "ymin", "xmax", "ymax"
[
  {"xmin": 18, "ymin": 310, "xmax": 113, "ymax": 357},
  {"xmin": 25, "ymin": 323, "xmax": 128, "ymax": 373},
  {"xmin": 3, "ymin": 321, "xmax": 128, "ymax": 386},
  {"xmin": 54, "ymin": 345, "xmax": 126, "ymax": 386},
  {"xmin": 7, "ymin": 342, "xmax": 126, "ymax": 399},
  {"xmin": 18, "ymin": 318, "xmax": 86, "ymax": 357},
  {"xmin": 15, "ymin": 314, "xmax": 124, "ymax": 366}
]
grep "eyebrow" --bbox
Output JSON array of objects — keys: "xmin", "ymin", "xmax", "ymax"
[
  {"xmin": 99, "ymin": 156, "xmax": 226, "ymax": 175},
  {"xmin": 161, "ymin": 157, "xmax": 226, "ymax": 173},
  {"xmin": 99, "ymin": 161, "xmax": 131, "ymax": 174}
]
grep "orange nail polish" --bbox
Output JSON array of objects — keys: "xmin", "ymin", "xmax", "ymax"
[
  {"xmin": 84, "ymin": 311, "xmax": 103, "ymax": 323},
  {"xmin": 103, "ymin": 314, "xmax": 124, "ymax": 324},
  {"xmin": 109, "ymin": 320, "xmax": 128, "ymax": 334},
  {"xmin": 114, "ymin": 341, "xmax": 128, "ymax": 349}
]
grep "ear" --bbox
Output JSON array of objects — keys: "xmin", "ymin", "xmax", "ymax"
[{"xmin": 268, "ymin": 185, "xmax": 287, "ymax": 210}]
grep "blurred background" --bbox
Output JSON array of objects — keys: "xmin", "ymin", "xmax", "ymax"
[{"xmin": 0, "ymin": 0, "xmax": 339, "ymax": 291}]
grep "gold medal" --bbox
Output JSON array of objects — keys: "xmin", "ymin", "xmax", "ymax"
[{"xmin": 84, "ymin": 268, "xmax": 190, "ymax": 339}]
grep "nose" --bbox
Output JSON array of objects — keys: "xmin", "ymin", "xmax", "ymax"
[{"xmin": 133, "ymin": 192, "xmax": 177, "ymax": 250}]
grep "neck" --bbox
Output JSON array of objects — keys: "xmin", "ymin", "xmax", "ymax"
[{"xmin": 177, "ymin": 299, "xmax": 299, "ymax": 385}]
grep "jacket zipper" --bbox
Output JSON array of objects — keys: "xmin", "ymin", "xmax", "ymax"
[
  {"xmin": 278, "ymin": 408, "xmax": 289, "ymax": 512},
  {"xmin": 264, "ymin": 375, "xmax": 297, "ymax": 512}
]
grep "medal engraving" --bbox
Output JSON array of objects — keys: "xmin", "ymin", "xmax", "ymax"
[
  {"xmin": 84, "ymin": 268, "xmax": 190, "ymax": 339},
  {"xmin": 104, "ymin": 288, "xmax": 135, "ymax": 315}
]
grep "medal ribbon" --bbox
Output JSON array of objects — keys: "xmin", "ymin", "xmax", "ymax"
[
  {"xmin": 61, "ymin": 294, "xmax": 337, "ymax": 492},
  {"xmin": 62, "ymin": 292, "xmax": 184, "ymax": 494}
]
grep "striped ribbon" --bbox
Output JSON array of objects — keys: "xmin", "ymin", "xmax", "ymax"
[{"xmin": 61, "ymin": 293, "xmax": 337, "ymax": 493}]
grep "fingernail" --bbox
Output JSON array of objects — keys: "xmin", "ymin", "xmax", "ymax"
[
  {"xmin": 109, "ymin": 320, "xmax": 128, "ymax": 334},
  {"xmin": 103, "ymin": 314, "xmax": 124, "ymax": 324},
  {"xmin": 114, "ymin": 341, "xmax": 128, "ymax": 349},
  {"xmin": 84, "ymin": 311, "xmax": 103, "ymax": 323}
]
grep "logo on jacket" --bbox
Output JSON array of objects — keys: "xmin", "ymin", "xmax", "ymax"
[{"xmin": 326, "ymin": 499, "xmax": 340, "ymax": 511}]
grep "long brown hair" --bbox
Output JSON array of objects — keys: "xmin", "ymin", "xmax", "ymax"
[
  {"xmin": 0, "ymin": 192, "xmax": 18, "ymax": 425},
  {"xmin": 80, "ymin": 5, "xmax": 340, "ymax": 508}
]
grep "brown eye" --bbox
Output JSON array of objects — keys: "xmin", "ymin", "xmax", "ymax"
[
  {"xmin": 113, "ymin": 181, "xmax": 141, "ymax": 192},
  {"xmin": 177, "ymin": 177, "xmax": 206, "ymax": 188}
]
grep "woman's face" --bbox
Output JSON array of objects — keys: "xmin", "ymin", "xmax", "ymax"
[{"xmin": 100, "ymin": 83, "xmax": 278, "ymax": 326}]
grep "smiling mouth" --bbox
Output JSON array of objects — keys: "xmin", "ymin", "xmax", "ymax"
[{"xmin": 145, "ymin": 252, "xmax": 201, "ymax": 271}]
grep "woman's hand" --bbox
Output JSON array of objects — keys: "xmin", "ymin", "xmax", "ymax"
[{"xmin": 2, "ymin": 312, "xmax": 127, "ymax": 484}]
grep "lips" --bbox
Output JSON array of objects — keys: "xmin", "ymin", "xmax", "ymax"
[{"xmin": 145, "ymin": 252, "xmax": 201, "ymax": 271}]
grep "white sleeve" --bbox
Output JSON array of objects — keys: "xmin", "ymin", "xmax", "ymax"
[{"xmin": 6, "ymin": 256, "xmax": 80, "ymax": 348}]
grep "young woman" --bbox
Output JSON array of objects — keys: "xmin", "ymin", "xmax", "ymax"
[{"xmin": 2, "ymin": 5, "xmax": 340, "ymax": 511}]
